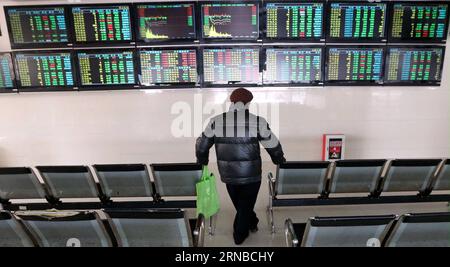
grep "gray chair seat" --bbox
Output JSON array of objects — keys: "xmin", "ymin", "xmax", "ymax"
[
  {"xmin": 36, "ymin": 166, "xmax": 100, "ymax": 199},
  {"xmin": 93, "ymin": 164, "xmax": 153, "ymax": 198},
  {"xmin": 0, "ymin": 210, "xmax": 35, "ymax": 247},
  {"xmin": 15, "ymin": 210, "xmax": 113, "ymax": 247},
  {"xmin": 150, "ymin": 163, "xmax": 202, "ymax": 197},
  {"xmin": 0, "ymin": 167, "xmax": 47, "ymax": 201},
  {"xmin": 385, "ymin": 212, "xmax": 450, "ymax": 247},
  {"xmin": 104, "ymin": 209, "xmax": 205, "ymax": 247}
]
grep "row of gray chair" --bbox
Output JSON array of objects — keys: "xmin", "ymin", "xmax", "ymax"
[
  {"xmin": 285, "ymin": 212, "xmax": 450, "ymax": 247},
  {"xmin": 0, "ymin": 209, "xmax": 205, "ymax": 247},
  {"xmin": 0, "ymin": 163, "xmax": 202, "ymax": 204},
  {"xmin": 267, "ymin": 159, "xmax": 450, "ymax": 232}
]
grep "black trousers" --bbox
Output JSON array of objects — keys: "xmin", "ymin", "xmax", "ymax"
[{"xmin": 226, "ymin": 181, "xmax": 261, "ymax": 238}]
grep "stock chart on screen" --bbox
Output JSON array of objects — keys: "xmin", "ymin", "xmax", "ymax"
[
  {"xmin": 264, "ymin": 48, "xmax": 323, "ymax": 84},
  {"xmin": 202, "ymin": 3, "xmax": 259, "ymax": 39},
  {"xmin": 326, "ymin": 47, "xmax": 384, "ymax": 83},
  {"xmin": 327, "ymin": 2, "xmax": 387, "ymax": 42},
  {"xmin": 71, "ymin": 5, "xmax": 132, "ymax": 43},
  {"xmin": 6, "ymin": 6, "xmax": 70, "ymax": 48},
  {"xmin": 203, "ymin": 48, "xmax": 261, "ymax": 85},
  {"xmin": 77, "ymin": 51, "xmax": 136, "ymax": 87},
  {"xmin": 385, "ymin": 47, "xmax": 444, "ymax": 84},
  {"xmin": 139, "ymin": 49, "xmax": 198, "ymax": 86},
  {"xmin": 266, "ymin": 2, "xmax": 324, "ymax": 40},
  {"xmin": 390, "ymin": 2, "xmax": 449, "ymax": 42},
  {"xmin": 15, "ymin": 52, "xmax": 74, "ymax": 89},
  {"xmin": 136, "ymin": 4, "xmax": 196, "ymax": 42},
  {"xmin": 0, "ymin": 54, "xmax": 15, "ymax": 90}
]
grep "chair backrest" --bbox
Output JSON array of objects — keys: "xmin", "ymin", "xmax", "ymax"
[
  {"xmin": 275, "ymin": 162, "xmax": 330, "ymax": 195},
  {"xmin": 0, "ymin": 167, "xmax": 47, "ymax": 201},
  {"xmin": 105, "ymin": 209, "xmax": 193, "ymax": 247},
  {"xmin": 301, "ymin": 215, "xmax": 397, "ymax": 247},
  {"xmin": 93, "ymin": 164, "xmax": 153, "ymax": 198},
  {"xmin": 0, "ymin": 210, "xmax": 35, "ymax": 247},
  {"xmin": 432, "ymin": 159, "xmax": 450, "ymax": 191},
  {"xmin": 386, "ymin": 212, "xmax": 450, "ymax": 247},
  {"xmin": 15, "ymin": 210, "xmax": 113, "ymax": 247},
  {"xmin": 382, "ymin": 159, "xmax": 441, "ymax": 193},
  {"xmin": 150, "ymin": 163, "xmax": 202, "ymax": 197},
  {"xmin": 330, "ymin": 160, "xmax": 386, "ymax": 194},
  {"xmin": 36, "ymin": 166, "xmax": 100, "ymax": 199}
]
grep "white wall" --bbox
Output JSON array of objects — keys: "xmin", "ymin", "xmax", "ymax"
[{"xmin": 0, "ymin": 0, "xmax": 449, "ymax": 167}]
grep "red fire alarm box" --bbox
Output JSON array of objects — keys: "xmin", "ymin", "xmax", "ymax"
[{"xmin": 322, "ymin": 134, "xmax": 345, "ymax": 161}]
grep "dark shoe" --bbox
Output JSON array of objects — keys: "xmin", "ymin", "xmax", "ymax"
[
  {"xmin": 250, "ymin": 217, "xmax": 259, "ymax": 233},
  {"xmin": 233, "ymin": 232, "xmax": 249, "ymax": 245}
]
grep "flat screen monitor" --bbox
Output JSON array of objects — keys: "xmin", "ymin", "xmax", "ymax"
[
  {"xmin": 326, "ymin": 46, "xmax": 384, "ymax": 84},
  {"xmin": 76, "ymin": 50, "xmax": 137, "ymax": 88},
  {"xmin": 326, "ymin": 1, "xmax": 387, "ymax": 42},
  {"xmin": 0, "ymin": 53, "xmax": 15, "ymax": 91},
  {"xmin": 14, "ymin": 51, "xmax": 75, "ymax": 91},
  {"xmin": 201, "ymin": 2, "xmax": 259, "ymax": 40},
  {"xmin": 139, "ymin": 49, "xmax": 198, "ymax": 87},
  {"xmin": 265, "ymin": 1, "xmax": 324, "ymax": 41},
  {"xmin": 389, "ymin": 2, "xmax": 449, "ymax": 43},
  {"xmin": 5, "ymin": 6, "xmax": 71, "ymax": 49},
  {"xmin": 385, "ymin": 46, "xmax": 445, "ymax": 85},
  {"xmin": 71, "ymin": 5, "xmax": 133, "ymax": 45},
  {"xmin": 135, "ymin": 3, "xmax": 196, "ymax": 42},
  {"xmin": 264, "ymin": 47, "xmax": 323, "ymax": 85},
  {"xmin": 202, "ymin": 47, "xmax": 261, "ymax": 86}
]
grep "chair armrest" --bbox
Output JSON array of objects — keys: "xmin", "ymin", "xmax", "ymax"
[
  {"xmin": 284, "ymin": 219, "xmax": 299, "ymax": 247},
  {"xmin": 193, "ymin": 214, "xmax": 206, "ymax": 247}
]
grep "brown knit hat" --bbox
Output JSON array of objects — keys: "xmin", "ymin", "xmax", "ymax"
[{"xmin": 230, "ymin": 88, "xmax": 253, "ymax": 104}]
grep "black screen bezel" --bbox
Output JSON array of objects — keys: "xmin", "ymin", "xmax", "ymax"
[
  {"xmin": 263, "ymin": 0, "xmax": 326, "ymax": 43},
  {"xmin": 262, "ymin": 45, "xmax": 325, "ymax": 86},
  {"xmin": 4, "ymin": 5, "xmax": 74, "ymax": 50},
  {"xmin": 199, "ymin": 0, "xmax": 263, "ymax": 43},
  {"xmin": 13, "ymin": 49, "xmax": 77, "ymax": 92},
  {"xmin": 325, "ymin": 45, "xmax": 386, "ymax": 86},
  {"xmin": 74, "ymin": 48, "xmax": 140, "ymax": 91},
  {"xmin": 383, "ymin": 45, "xmax": 446, "ymax": 86},
  {"xmin": 69, "ymin": 3, "xmax": 136, "ymax": 47},
  {"xmin": 387, "ymin": 1, "xmax": 450, "ymax": 44},
  {"xmin": 137, "ymin": 46, "xmax": 201, "ymax": 89},
  {"xmin": 200, "ymin": 45, "xmax": 263, "ymax": 87},
  {"xmin": 325, "ymin": 0, "xmax": 389, "ymax": 43},
  {"xmin": 133, "ymin": 2, "xmax": 199, "ymax": 45},
  {"xmin": 0, "ymin": 52, "xmax": 18, "ymax": 93}
]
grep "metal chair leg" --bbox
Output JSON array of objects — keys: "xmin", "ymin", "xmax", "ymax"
[{"xmin": 208, "ymin": 214, "xmax": 216, "ymax": 236}]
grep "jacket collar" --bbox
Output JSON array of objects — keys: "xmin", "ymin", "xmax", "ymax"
[{"xmin": 229, "ymin": 102, "xmax": 250, "ymax": 112}]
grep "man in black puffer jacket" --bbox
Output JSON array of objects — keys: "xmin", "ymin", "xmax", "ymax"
[{"xmin": 196, "ymin": 88, "xmax": 285, "ymax": 245}]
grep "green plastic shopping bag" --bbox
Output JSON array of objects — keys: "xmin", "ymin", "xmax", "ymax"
[{"xmin": 196, "ymin": 166, "xmax": 220, "ymax": 219}]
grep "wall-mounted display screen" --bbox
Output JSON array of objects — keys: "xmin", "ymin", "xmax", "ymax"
[
  {"xmin": 5, "ymin": 6, "xmax": 70, "ymax": 48},
  {"xmin": 0, "ymin": 53, "xmax": 15, "ymax": 90},
  {"xmin": 264, "ymin": 47, "xmax": 323, "ymax": 85},
  {"xmin": 385, "ymin": 46, "xmax": 445, "ymax": 85},
  {"xmin": 203, "ymin": 47, "xmax": 261, "ymax": 85},
  {"xmin": 265, "ymin": 1, "xmax": 324, "ymax": 40},
  {"xmin": 136, "ymin": 3, "xmax": 196, "ymax": 42},
  {"xmin": 201, "ymin": 2, "xmax": 259, "ymax": 39},
  {"xmin": 326, "ymin": 47, "xmax": 384, "ymax": 83},
  {"xmin": 139, "ymin": 49, "xmax": 198, "ymax": 86},
  {"xmin": 71, "ymin": 5, "xmax": 132, "ymax": 44},
  {"xmin": 77, "ymin": 50, "xmax": 136, "ymax": 87},
  {"xmin": 327, "ymin": 1, "xmax": 387, "ymax": 42},
  {"xmin": 389, "ymin": 2, "xmax": 449, "ymax": 43},
  {"xmin": 15, "ymin": 52, "xmax": 74, "ymax": 89}
]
